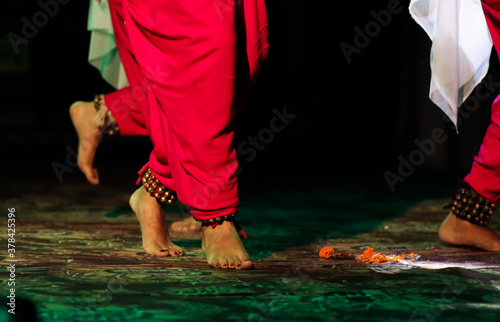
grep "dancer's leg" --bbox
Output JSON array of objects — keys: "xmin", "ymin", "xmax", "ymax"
[
  {"xmin": 169, "ymin": 0, "xmax": 269, "ymax": 233},
  {"xmin": 129, "ymin": 186, "xmax": 183, "ymax": 257},
  {"xmin": 105, "ymin": 0, "xmax": 150, "ymax": 136},
  {"xmin": 439, "ymin": 1, "xmax": 500, "ymax": 251},
  {"xmin": 439, "ymin": 96, "xmax": 500, "ymax": 251},
  {"xmin": 123, "ymin": 0, "xmax": 260, "ymax": 268},
  {"xmin": 71, "ymin": 0, "xmax": 151, "ymax": 184},
  {"xmin": 69, "ymin": 100, "xmax": 102, "ymax": 185}
]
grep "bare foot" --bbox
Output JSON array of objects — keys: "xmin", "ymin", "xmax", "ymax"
[
  {"xmin": 69, "ymin": 101, "xmax": 101, "ymax": 185},
  {"xmin": 129, "ymin": 187, "xmax": 184, "ymax": 257},
  {"xmin": 170, "ymin": 217, "xmax": 201, "ymax": 232},
  {"xmin": 201, "ymin": 220, "xmax": 252, "ymax": 269},
  {"xmin": 439, "ymin": 212, "xmax": 500, "ymax": 251}
]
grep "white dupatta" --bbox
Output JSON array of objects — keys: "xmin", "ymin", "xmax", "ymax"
[
  {"xmin": 409, "ymin": 0, "xmax": 492, "ymax": 129},
  {"xmin": 87, "ymin": 0, "xmax": 128, "ymax": 89}
]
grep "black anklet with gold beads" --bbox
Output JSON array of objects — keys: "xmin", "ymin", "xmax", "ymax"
[
  {"xmin": 445, "ymin": 183, "xmax": 495, "ymax": 227},
  {"xmin": 137, "ymin": 167, "xmax": 247, "ymax": 238},
  {"xmin": 194, "ymin": 212, "xmax": 247, "ymax": 239}
]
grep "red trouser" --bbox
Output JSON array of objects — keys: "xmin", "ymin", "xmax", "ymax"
[
  {"xmin": 103, "ymin": 0, "xmax": 148, "ymax": 137},
  {"xmin": 464, "ymin": 1, "xmax": 500, "ymax": 202},
  {"xmin": 102, "ymin": 0, "xmax": 269, "ymax": 219}
]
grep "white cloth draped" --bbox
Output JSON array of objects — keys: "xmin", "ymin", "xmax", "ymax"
[
  {"xmin": 87, "ymin": 0, "xmax": 128, "ymax": 89},
  {"xmin": 409, "ymin": 0, "xmax": 492, "ymax": 129}
]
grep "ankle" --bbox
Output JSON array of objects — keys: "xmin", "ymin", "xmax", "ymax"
[{"xmin": 93, "ymin": 95, "xmax": 120, "ymax": 135}]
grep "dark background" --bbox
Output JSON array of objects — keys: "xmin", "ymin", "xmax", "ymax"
[{"xmin": 0, "ymin": 0, "xmax": 497, "ymax": 195}]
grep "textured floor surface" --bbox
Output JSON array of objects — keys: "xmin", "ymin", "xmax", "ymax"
[{"xmin": 1, "ymin": 171, "xmax": 500, "ymax": 322}]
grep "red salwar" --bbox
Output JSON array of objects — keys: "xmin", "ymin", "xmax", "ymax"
[
  {"xmin": 100, "ymin": 0, "xmax": 269, "ymax": 219},
  {"xmin": 463, "ymin": 0, "xmax": 500, "ymax": 203}
]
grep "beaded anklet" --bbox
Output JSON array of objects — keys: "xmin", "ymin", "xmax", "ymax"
[
  {"xmin": 445, "ymin": 183, "xmax": 495, "ymax": 227},
  {"xmin": 136, "ymin": 167, "xmax": 246, "ymax": 237},
  {"xmin": 194, "ymin": 212, "xmax": 247, "ymax": 239},
  {"xmin": 138, "ymin": 168, "xmax": 177, "ymax": 205},
  {"xmin": 94, "ymin": 94, "xmax": 119, "ymax": 135}
]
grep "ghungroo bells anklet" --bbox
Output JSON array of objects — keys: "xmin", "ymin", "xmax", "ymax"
[
  {"xmin": 194, "ymin": 212, "xmax": 247, "ymax": 239},
  {"xmin": 194, "ymin": 212, "xmax": 237, "ymax": 227},
  {"xmin": 94, "ymin": 94, "xmax": 119, "ymax": 135},
  {"xmin": 138, "ymin": 168, "xmax": 177, "ymax": 205},
  {"xmin": 445, "ymin": 184, "xmax": 495, "ymax": 227}
]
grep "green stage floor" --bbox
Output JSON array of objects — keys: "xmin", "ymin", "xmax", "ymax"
[{"xmin": 2, "ymin": 172, "xmax": 500, "ymax": 321}]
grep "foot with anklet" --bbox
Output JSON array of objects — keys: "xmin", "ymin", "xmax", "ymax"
[
  {"xmin": 200, "ymin": 217, "xmax": 253, "ymax": 270},
  {"xmin": 439, "ymin": 184, "xmax": 500, "ymax": 251},
  {"xmin": 129, "ymin": 187, "xmax": 184, "ymax": 256},
  {"xmin": 439, "ymin": 213, "xmax": 500, "ymax": 251},
  {"xmin": 69, "ymin": 101, "xmax": 102, "ymax": 185}
]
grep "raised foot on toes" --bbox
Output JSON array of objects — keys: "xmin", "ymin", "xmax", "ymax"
[{"xmin": 130, "ymin": 187, "xmax": 184, "ymax": 257}]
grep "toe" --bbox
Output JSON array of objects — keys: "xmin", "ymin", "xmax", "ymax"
[
  {"xmin": 80, "ymin": 165, "xmax": 99, "ymax": 185},
  {"xmin": 227, "ymin": 256, "xmax": 236, "ymax": 269},
  {"xmin": 144, "ymin": 245, "xmax": 170, "ymax": 257},
  {"xmin": 212, "ymin": 258, "xmax": 221, "ymax": 269},
  {"xmin": 234, "ymin": 257, "xmax": 242, "ymax": 269},
  {"xmin": 170, "ymin": 246, "xmax": 185, "ymax": 257},
  {"xmin": 219, "ymin": 256, "xmax": 230, "ymax": 269},
  {"xmin": 87, "ymin": 168, "xmax": 100, "ymax": 185},
  {"xmin": 152, "ymin": 250, "xmax": 171, "ymax": 257},
  {"xmin": 189, "ymin": 225, "xmax": 201, "ymax": 231},
  {"xmin": 234, "ymin": 258, "xmax": 243, "ymax": 270},
  {"xmin": 241, "ymin": 260, "xmax": 253, "ymax": 270}
]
